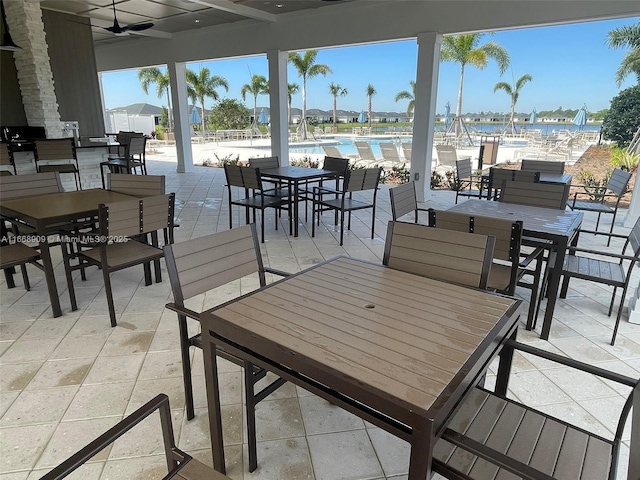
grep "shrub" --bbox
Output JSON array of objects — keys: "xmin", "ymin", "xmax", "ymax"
[
  {"xmin": 291, "ymin": 156, "xmax": 319, "ymax": 168},
  {"xmin": 601, "ymin": 85, "xmax": 640, "ymax": 147},
  {"xmin": 431, "ymin": 170, "xmax": 443, "ymax": 189},
  {"xmin": 577, "ymin": 169, "xmax": 612, "ymax": 200},
  {"xmin": 209, "ymin": 98, "xmax": 250, "ymax": 130},
  {"xmin": 214, "ymin": 153, "xmax": 241, "ymax": 167},
  {"xmin": 610, "ymin": 146, "xmax": 640, "ymax": 172},
  {"xmin": 154, "ymin": 126, "xmax": 164, "ymax": 140},
  {"xmin": 380, "ymin": 164, "xmax": 411, "ymax": 184}
]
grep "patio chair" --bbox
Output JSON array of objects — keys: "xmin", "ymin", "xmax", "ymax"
[
  {"xmin": 0, "ymin": 142, "xmax": 16, "ymax": 175},
  {"xmin": 247, "ymin": 156, "xmax": 291, "ymax": 196},
  {"xmin": 106, "ymin": 172, "xmax": 165, "ymax": 196},
  {"xmin": 500, "ymin": 179, "xmax": 569, "ymax": 209},
  {"xmin": 433, "ymin": 339, "xmax": 639, "ymax": 480},
  {"xmin": 454, "ymin": 159, "xmax": 484, "ymax": 203},
  {"xmin": 322, "ymin": 145, "xmax": 346, "ymax": 158},
  {"xmin": 487, "ymin": 167, "xmax": 540, "ymax": 200},
  {"xmin": 0, "ymin": 171, "xmax": 62, "ymax": 199},
  {"xmin": 299, "ymin": 155, "xmax": 350, "ymax": 221},
  {"xmin": 569, "ymin": 167, "xmax": 632, "ymax": 245},
  {"xmin": 33, "ymin": 138, "xmax": 82, "ymax": 190},
  {"xmin": 521, "ymin": 158, "xmax": 565, "ymax": 174},
  {"xmin": 383, "ymin": 220, "xmax": 495, "ymax": 289},
  {"xmin": 40, "ymin": 394, "xmax": 232, "ymax": 480},
  {"xmin": 428, "ymin": 209, "xmax": 544, "ymax": 326},
  {"xmin": 434, "ymin": 144, "xmax": 459, "ymax": 173},
  {"xmin": 478, "ymin": 135, "xmax": 499, "ymax": 168},
  {"xmin": 224, "ymin": 164, "xmax": 287, "ymax": 243},
  {"xmin": 61, "ymin": 193, "xmax": 175, "ymax": 327},
  {"xmin": 379, "ymin": 142, "xmax": 402, "ymax": 165},
  {"xmin": 354, "ymin": 141, "xmax": 379, "ymax": 164},
  {"xmin": 0, "ymin": 242, "xmax": 42, "ymax": 291},
  {"xmin": 163, "ymin": 224, "xmax": 289, "ymax": 472},
  {"xmin": 389, "ymin": 181, "xmax": 428, "ymax": 223},
  {"xmin": 401, "ymin": 142, "xmax": 412, "ymax": 163},
  {"xmin": 553, "ymin": 216, "xmax": 640, "ymax": 345},
  {"xmin": 100, "ymin": 135, "xmax": 147, "ymax": 187},
  {"xmin": 311, "ymin": 167, "xmax": 382, "ymax": 246}
]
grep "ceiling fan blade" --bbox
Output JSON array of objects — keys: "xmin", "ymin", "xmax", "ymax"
[
  {"xmin": 127, "ymin": 22, "xmax": 154, "ymax": 32},
  {"xmin": 103, "ymin": 21, "xmax": 124, "ymax": 34}
]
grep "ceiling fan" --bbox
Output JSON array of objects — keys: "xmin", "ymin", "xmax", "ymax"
[{"xmin": 103, "ymin": 0, "xmax": 153, "ymax": 35}]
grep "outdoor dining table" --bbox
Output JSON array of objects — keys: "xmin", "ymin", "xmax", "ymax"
[
  {"xmin": 0, "ymin": 189, "xmax": 136, "ymax": 317},
  {"xmin": 448, "ymin": 199, "xmax": 583, "ymax": 340},
  {"xmin": 260, "ymin": 165, "xmax": 338, "ymax": 237},
  {"xmin": 200, "ymin": 256, "xmax": 521, "ymax": 479}
]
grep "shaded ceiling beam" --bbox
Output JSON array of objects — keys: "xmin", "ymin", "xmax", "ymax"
[{"xmin": 184, "ymin": 0, "xmax": 277, "ymax": 22}]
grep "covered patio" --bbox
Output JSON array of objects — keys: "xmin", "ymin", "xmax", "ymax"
[{"xmin": 0, "ymin": 158, "xmax": 638, "ymax": 479}]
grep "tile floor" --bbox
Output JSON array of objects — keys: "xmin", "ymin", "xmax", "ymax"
[{"xmin": 1, "ymin": 160, "xmax": 638, "ymax": 480}]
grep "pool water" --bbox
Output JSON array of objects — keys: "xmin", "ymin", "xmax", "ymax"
[{"xmin": 289, "ymin": 138, "xmax": 412, "ymax": 157}]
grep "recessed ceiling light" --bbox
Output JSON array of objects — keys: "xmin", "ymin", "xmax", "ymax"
[
  {"xmin": 194, "ymin": 19, "xmax": 200, "ymax": 23},
  {"xmin": 276, "ymin": 3, "xmax": 283, "ymax": 7}
]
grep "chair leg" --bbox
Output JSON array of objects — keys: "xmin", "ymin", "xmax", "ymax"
[
  {"xmin": 61, "ymin": 242, "xmax": 78, "ymax": 312},
  {"xmin": 608, "ymin": 287, "xmax": 618, "ymax": 316},
  {"xmin": 178, "ymin": 315, "xmax": 195, "ymax": 420},
  {"xmin": 102, "ymin": 269, "xmax": 118, "ymax": 327},
  {"xmin": 243, "ymin": 360, "xmax": 258, "ymax": 472},
  {"xmin": 3, "ymin": 267, "xmax": 16, "ymax": 289},
  {"xmin": 339, "ymin": 210, "xmax": 345, "ymax": 246},
  {"xmin": 607, "ymin": 212, "xmax": 616, "ymax": 247},
  {"xmin": 19, "ymin": 264, "xmax": 31, "ymax": 291},
  {"xmin": 611, "ymin": 286, "xmax": 629, "ymax": 345}
]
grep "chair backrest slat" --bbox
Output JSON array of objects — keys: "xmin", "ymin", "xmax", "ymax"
[
  {"xmin": 456, "ymin": 159, "xmax": 473, "ymax": 179},
  {"xmin": 389, "ymin": 182, "xmax": 418, "ymax": 221},
  {"xmin": 0, "ymin": 172, "xmax": 62, "ymax": 199},
  {"xmin": 323, "ymin": 156, "xmax": 349, "ymax": 176},
  {"xmin": 383, "ymin": 221, "xmax": 495, "ymax": 289},
  {"xmin": 500, "ymin": 180, "xmax": 569, "ymax": 209},
  {"xmin": 429, "ymin": 209, "xmax": 520, "ymax": 262},
  {"xmin": 606, "ymin": 168, "xmax": 632, "ymax": 198},
  {"xmin": 34, "ymin": 138, "xmax": 76, "ymax": 161},
  {"xmin": 126, "ymin": 136, "xmax": 146, "ymax": 156},
  {"xmin": 345, "ymin": 167, "xmax": 381, "ymax": 192},
  {"xmin": 165, "ymin": 225, "xmax": 263, "ymax": 301},
  {"xmin": 521, "ymin": 159, "xmax": 565, "ymax": 174},
  {"xmin": 102, "ymin": 194, "xmax": 173, "ymax": 238},
  {"xmin": 248, "ymin": 156, "xmax": 279, "ymax": 170},
  {"xmin": 107, "ymin": 173, "xmax": 165, "ymax": 196}
]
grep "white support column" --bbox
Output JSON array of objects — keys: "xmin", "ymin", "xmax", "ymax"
[
  {"xmin": 411, "ymin": 32, "xmax": 442, "ymax": 202},
  {"xmin": 267, "ymin": 49, "xmax": 289, "ymax": 165},
  {"xmin": 97, "ymin": 72, "xmax": 111, "ymax": 135},
  {"xmin": 168, "ymin": 61, "xmax": 194, "ymax": 173},
  {"xmin": 624, "ymin": 179, "xmax": 639, "ymax": 227}
]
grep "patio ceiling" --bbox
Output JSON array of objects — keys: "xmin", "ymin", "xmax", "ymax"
[{"xmin": 39, "ymin": 0, "xmax": 357, "ymax": 46}]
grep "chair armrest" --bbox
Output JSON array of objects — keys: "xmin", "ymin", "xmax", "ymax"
[
  {"xmin": 576, "ymin": 229, "xmax": 629, "ymax": 240},
  {"xmin": 265, "ymin": 267, "xmax": 291, "ymax": 278},
  {"xmin": 508, "ymin": 339, "xmax": 636, "ymax": 386},
  {"xmin": 518, "ymin": 246, "xmax": 544, "ymax": 269},
  {"xmin": 566, "ymin": 246, "xmax": 638, "ymax": 261},
  {"xmin": 165, "ymin": 302, "xmax": 201, "ymax": 321}
]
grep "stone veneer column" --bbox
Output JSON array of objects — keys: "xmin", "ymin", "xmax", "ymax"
[{"xmin": 4, "ymin": 1, "xmax": 62, "ymax": 138}]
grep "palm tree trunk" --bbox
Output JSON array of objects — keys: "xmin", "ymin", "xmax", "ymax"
[
  {"xmin": 201, "ymin": 99, "xmax": 206, "ymax": 133},
  {"xmin": 368, "ymin": 97, "xmax": 372, "ymax": 128},
  {"xmin": 166, "ymin": 89, "xmax": 174, "ymax": 131},
  {"xmin": 455, "ymin": 64, "xmax": 465, "ymax": 137},
  {"xmin": 288, "ymin": 99, "xmax": 292, "ymax": 125},
  {"xmin": 333, "ymin": 95, "xmax": 337, "ymax": 127},
  {"xmin": 301, "ymin": 76, "xmax": 307, "ymax": 140}
]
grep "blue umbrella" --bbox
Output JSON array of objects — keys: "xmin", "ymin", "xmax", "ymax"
[
  {"xmin": 357, "ymin": 110, "xmax": 366, "ymax": 124},
  {"xmin": 529, "ymin": 108, "xmax": 537, "ymax": 124},
  {"xmin": 257, "ymin": 108, "xmax": 268, "ymax": 125},
  {"xmin": 573, "ymin": 104, "xmax": 587, "ymax": 130},
  {"xmin": 444, "ymin": 101, "xmax": 451, "ymax": 130},
  {"xmin": 189, "ymin": 107, "xmax": 201, "ymax": 124}
]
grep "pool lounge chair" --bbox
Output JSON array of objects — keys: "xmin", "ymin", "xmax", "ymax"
[
  {"xmin": 379, "ymin": 142, "xmax": 403, "ymax": 165},
  {"xmin": 354, "ymin": 141, "xmax": 380, "ymax": 165}
]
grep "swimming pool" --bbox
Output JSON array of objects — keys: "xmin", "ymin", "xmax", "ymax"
[{"xmin": 289, "ymin": 137, "xmax": 412, "ymax": 157}]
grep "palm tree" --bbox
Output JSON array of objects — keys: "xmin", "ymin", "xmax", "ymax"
[
  {"xmin": 288, "ymin": 50, "xmax": 332, "ymax": 139},
  {"xmin": 606, "ymin": 22, "xmax": 640, "ymax": 86},
  {"xmin": 394, "ymin": 81, "xmax": 416, "ymax": 122},
  {"xmin": 287, "ymin": 83, "xmax": 299, "ymax": 125},
  {"xmin": 328, "ymin": 82, "xmax": 347, "ymax": 128},
  {"xmin": 493, "ymin": 73, "xmax": 533, "ymax": 134},
  {"xmin": 186, "ymin": 67, "xmax": 229, "ymax": 133},
  {"xmin": 240, "ymin": 74, "xmax": 268, "ymax": 125},
  {"xmin": 366, "ymin": 84, "xmax": 376, "ymax": 128},
  {"xmin": 138, "ymin": 67, "xmax": 172, "ymax": 129},
  {"xmin": 440, "ymin": 33, "xmax": 510, "ymax": 137}
]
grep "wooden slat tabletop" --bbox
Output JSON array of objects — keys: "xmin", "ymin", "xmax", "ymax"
[
  {"xmin": 0, "ymin": 189, "xmax": 134, "ymax": 222},
  {"xmin": 448, "ymin": 199, "xmax": 582, "ymax": 237},
  {"xmin": 204, "ymin": 257, "xmax": 518, "ymax": 419}
]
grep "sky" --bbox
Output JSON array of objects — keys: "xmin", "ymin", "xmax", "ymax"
[{"xmin": 101, "ymin": 16, "xmax": 639, "ymax": 116}]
